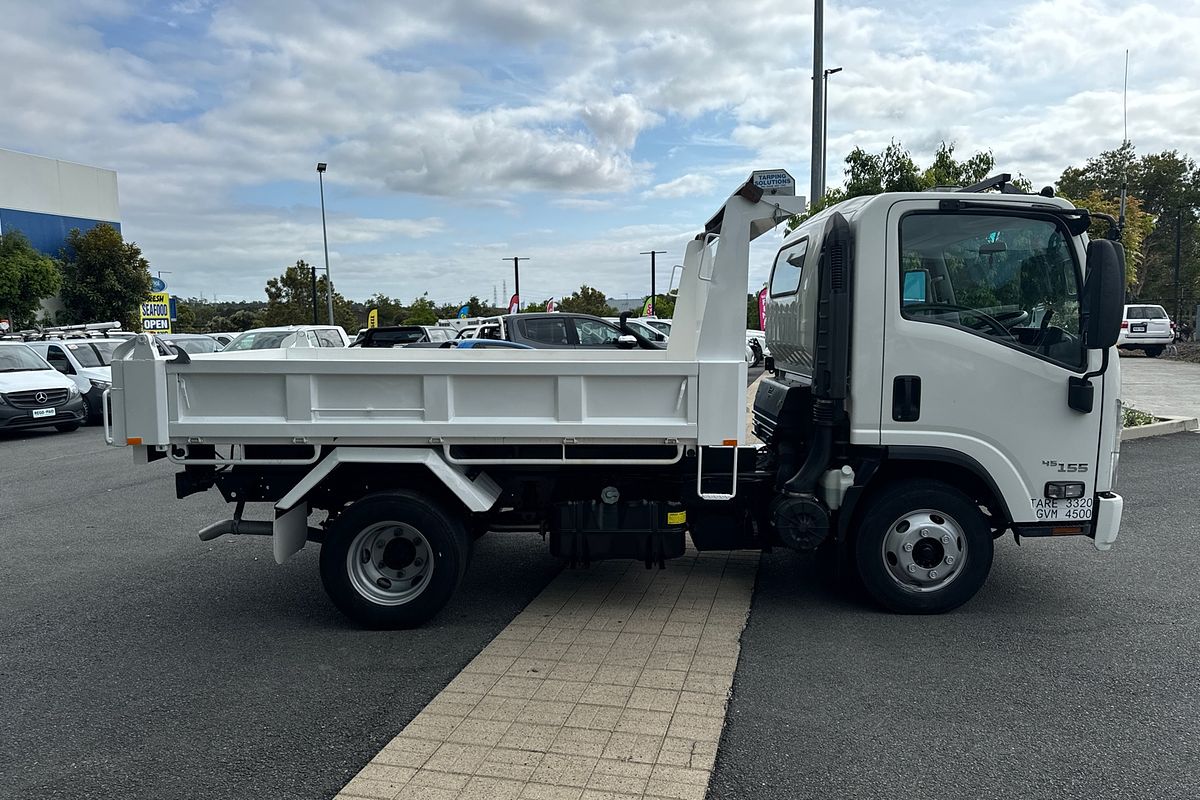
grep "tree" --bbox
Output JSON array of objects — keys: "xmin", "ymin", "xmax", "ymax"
[
  {"xmin": 1059, "ymin": 190, "xmax": 1153, "ymax": 288},
  {"xmin": 790, "ymin": 140, "xmax": 1003, "ymax": 230},
  {"xmin": 0, "ymin": 231, "xmax": 60, "ymax": 329},
  {"xmin": 262, "ymin": 260, "xmax": 359, "ymax": 332},
  {"xmin": 402, "ymin": 294, "xmax": 438, "ymax": 325},
  {"xmin": 641, "ymin": 293, "xmax": 675, "ymax": 319},
  {"xmin": 1058, "ymin": 144, "xmax": 1200, "ymax": 307},
  {"xmin": 364, "ymin": 292, "xmax": 404, "ymax": 327},
  {"xmin": 58, "ymin": 223, "xmax": 152, "ymax": 329},
  {"xmin": 558, "ymin": 285, "xmax": 616, "ymax": 316}
]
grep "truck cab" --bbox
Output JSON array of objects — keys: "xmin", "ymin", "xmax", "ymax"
[{"xmin": 756, "ymin": 186, "xmax": 1125, "ymax": 611}]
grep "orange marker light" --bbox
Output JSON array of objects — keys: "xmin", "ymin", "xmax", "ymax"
[
  {"xmin": 723, "ymin": 439, "xmax": 738, "ymax": 446},
  {"xmin": 127, "ymin": 437, "xmax": 143, "ymax": 446}
]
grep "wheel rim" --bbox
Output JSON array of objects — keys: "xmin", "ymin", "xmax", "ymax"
[
  {"xmin": 880, "ymin": 508, "xmax": 966, "ymax": 593},
  {"xmin": 346, "ymin": 521, "xmax": 435, "ymax": 606}
]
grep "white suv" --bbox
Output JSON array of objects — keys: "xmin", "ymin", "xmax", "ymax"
[
  {"xmin": 1117, "ymin": 304, "xmax": 1174, "ymax": 357},
  {"xmin": 222, "ymin": 325, "xmax": 350, "ymax": 351}
]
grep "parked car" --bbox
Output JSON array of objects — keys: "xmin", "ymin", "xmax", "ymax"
[
  {"xmin": 504, "ymin": 313, "xmax": 663, "ymax": 350},
  {"xmin": 640, "ymin": 318, "xmax": 673, "ymax": 337},
  {"xmin": 1118, "ymin": 304, "xmax": 1174, "ymax": 356},
  {"xmin": 351, "ymin": 325, "xmax": 455, "ymax": 347},
  {"xmin": 207, "ymin": 332, "xmax": 237, "ymax": 348},
  {"xmin": 223, "ymin": 325, "xmax": 350, "ymax": 351},
  {"xmin": 23, "ymin": 339, "xmax": 114, "ymax": 424},
  {"xmin": 160, "ymin": 334, "xmax": 222, "ymax": 355},
  {"xmin": 746, "ymin": 330, "xmax": 770, "ymax": 367},
  {"xmin": 0, "ymin": 343, "xmax": 87, "ymax": 432}
]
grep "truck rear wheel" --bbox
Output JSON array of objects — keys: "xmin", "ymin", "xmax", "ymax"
[
  {"xmin": 319, "ymin": 491, "xmax": 469, "ymax": 629},
  {"xmin": 853, "ymin": 479, "xmax": 993, "ymax": 614}
]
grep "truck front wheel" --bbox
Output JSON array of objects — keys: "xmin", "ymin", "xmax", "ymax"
[
  {"xmin": 853, "ymin": 479, "xmax": 993, "ymax": 614},
  {"xmin": 319, "ymin": 491, "xmax": 470, "ymax": 629}
]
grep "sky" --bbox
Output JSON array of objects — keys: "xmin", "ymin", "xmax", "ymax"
[{"xmin": 1, "ymin": 0, "xmax": 1198, "ymax": 306}]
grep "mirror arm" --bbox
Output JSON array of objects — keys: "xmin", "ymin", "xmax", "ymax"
[{"xmin": 1067, "ymin": 348, "xmax": 1110, "ymax": 414}]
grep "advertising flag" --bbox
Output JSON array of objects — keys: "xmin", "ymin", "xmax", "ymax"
[
  {"xmin": 367, "ymin": 308, "xmax": 379, "ymax": 328},
  {"xmin": 458, "ymin": 305, "xmax": 470, "ymax": 319},
  {"xmin": 757, "ymin": 287, "xmax": 768, "ymax": 331},
  {"xmin": 546, "ymin": 298, "xmax": 557, "ymax": 312},
  {"xmin": 643, "ymin": 296, "xmax": 654, "ymax": 316},
  {"xmin": 508, "ymin": 294, "xmax": 520, "ymax": 314}
]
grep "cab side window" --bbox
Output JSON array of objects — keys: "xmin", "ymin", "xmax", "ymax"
[
  {"xmin": 575, "ymin": 319, "xmax": 622, "ymax": 347},
  {"xmin": 45, "ymin": 346, "xmax": 72, "ymax": 373},
  {"xmin": 769, "ymin": 239, "xmax": 808, "ymax": 297},
  {"xmin": 316, "ymin": 330, "xmax": 342, "ymax": 347},
  {"xmin": 520, "ymin": 318, "xmax": 570, "ymax": 346}
]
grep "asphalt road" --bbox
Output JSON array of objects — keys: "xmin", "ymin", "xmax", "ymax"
[
  {"xmin": 0, "ymin": 426, "xmax": 562, "ymax": 800},
  {"xmin": 711, "ymin": 432, "xmax": 1200, "ymax": 800}
]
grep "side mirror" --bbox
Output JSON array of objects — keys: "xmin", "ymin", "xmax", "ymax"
[
  {"xmin": 616, "ymin": 334, "xmax": 638, "ymax": 349},
  {"xmin": 1082, "ymin": 239, "xmax": 1126, "ymax": 349}
]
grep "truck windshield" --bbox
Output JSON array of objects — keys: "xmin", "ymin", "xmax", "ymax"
[
  {"xmin": 0, "ymin": 345, "xmax": 52, "ymax": 372},
  {"xmin": 899, "ymin": 212, "xmax": 1085, "ymax": 368}
]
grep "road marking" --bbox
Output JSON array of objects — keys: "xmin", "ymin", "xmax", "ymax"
[{"xmin": 337, "ymin": 546, "xmax": 758, "ymax": 800}]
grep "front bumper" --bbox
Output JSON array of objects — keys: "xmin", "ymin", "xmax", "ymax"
[
  {"xmin": 0, "ymin": 397, "xmax": 87, "ymax": 429},
  {"xmin": 1092, "ymin": 492, "xmax": 1123, "ymax": 551}
]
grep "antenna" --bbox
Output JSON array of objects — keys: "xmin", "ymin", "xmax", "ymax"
[{"xmin": 1116, "ymin": 49, "xmax": 1129, "ymax": 239}]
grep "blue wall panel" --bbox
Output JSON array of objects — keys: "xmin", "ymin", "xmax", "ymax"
[{"xmin": 0, "ymin": 208, "xmax": 121, "ymax": 257}]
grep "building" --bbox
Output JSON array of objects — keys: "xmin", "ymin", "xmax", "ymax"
[{"xmin": 0, "ymin": 147, "xmax": 121, "ymax": 322}]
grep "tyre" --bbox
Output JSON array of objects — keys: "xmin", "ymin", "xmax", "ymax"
[
  {"xmin": 1144, "ymin": 345, "xmax": 1164, "ymax": 358},
  {"xmin": 54, "ymin": 422, "xmax": 81, "ymax": 432},
  {"xmin": 853, "ymin": 479, "xmax": 993, "ymax": 614},
  {"xmin": 319, "ymin": 491, "xmax": 470, "ymax": 629},
  {"xmin": 81, "ymin": 394, "xmax": 95, "ymax": 424}
]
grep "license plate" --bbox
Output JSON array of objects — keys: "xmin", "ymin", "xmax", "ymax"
[
  {"xmin": 31, "ymin": 408, "xmax": 56, "ymax": 419},
  {"xmin": 1131, "ymin": 323, "xmax": 1147, "ymax": 333}
]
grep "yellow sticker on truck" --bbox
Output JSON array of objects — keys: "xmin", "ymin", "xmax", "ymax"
[{"xmin": 667, "ymin": 511, "xmax": 687, "ymax": 525}]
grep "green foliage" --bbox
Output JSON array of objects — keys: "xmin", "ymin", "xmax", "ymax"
[
  {"xmin": 261, "ymin": 260, "xmax": 359, "ymax": 331},
  {"xmin": 788, "ymin": 140, "xmax": 998, "ymax": 231},
  {"xmin": 0, "ymin": 231, "xmax": 60, "ymax": 329},
  {"xmin": 746, "ymin": 291, "xmax": 765, "ymax": 330},
  {"xmin": 645, "ymin": 293, "xmax": 675, "ymax": 319},
  {"xmin": 1058, "ymin": 143, "xmax": 1200, "ymax": 310},
  {"xmin": 1061, "ymin": 190, "xmax": 1153, "ymax": 287},
  {"xmin": 1121, "ymin": 404, "xmax": 1157, "ymax": 427},
  {"xmin": 57, "ymin": 224, "xmax": 152, "ymax": 329},
  {"xmin": 558, "ymin": 285, "xmax": 616, "ymax": 316},
  {"xmin": 402, "ymin": 294, "xmax": 438, "ymax": 325}
]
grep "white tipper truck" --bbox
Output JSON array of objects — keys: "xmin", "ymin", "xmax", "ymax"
[{"xmin": 104, "ymin": 171, "xmax": 1126, "ymax": 627}]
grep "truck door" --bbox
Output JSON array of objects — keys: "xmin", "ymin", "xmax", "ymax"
[{"xmin": 880, "ymin": 201, "xmax": 1104, "ymax": 525}]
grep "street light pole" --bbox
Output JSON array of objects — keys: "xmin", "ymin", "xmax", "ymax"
[
  {"xmin": 1176, "ymin": 204, "xmax": 1184, "ymax": 327},
  {"xmin": 310, "ymin": 263, "xmax": 319, "ymax": 324},
  {"xmin": 640, "ymin": 250, "xmax": 666, "ymax": 315},
  {"xmin": 502, "ymin": 257, "xmax": 529, "ymax": 310},
  {"xmin": 316, "ymin": 162, "xmax": 334, "ymax": 325},
  {"xmin": 810, "ymin": 0, "xmax": 824, "ymax": 204},
  {"xmin": 821, "ymin": 67, "xmax": 842, "ymax": 195}
]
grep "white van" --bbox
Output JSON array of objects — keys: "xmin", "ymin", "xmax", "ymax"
[
  {"xmin": 24, "ymin": 339, "xmax": 116, "ymax": 424},
  {"xmin": 0, "ymin": 343, "xmax": 87, "ymax": 433}
]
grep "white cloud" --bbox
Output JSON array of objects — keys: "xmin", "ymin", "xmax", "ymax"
[{"xmin": 645, "ymin": 173, "xmax": 716, "ymax": 199}]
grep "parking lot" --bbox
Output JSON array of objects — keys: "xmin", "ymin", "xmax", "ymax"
[{"xmin": 2, "ymin": 405, "xmax": 1198, "ymax": 800}]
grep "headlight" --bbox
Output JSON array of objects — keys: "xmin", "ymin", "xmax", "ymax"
[
  {"xmin": 68, "ymin": 385, "xmax": 81, "ymax": 398},
  {"xmin": 89, "ymin": 379, "xmax": 111, "ymax": 391}
]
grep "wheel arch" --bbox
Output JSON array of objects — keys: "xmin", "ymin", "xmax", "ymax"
[{"xmin": 838, "ymin": 447, "xmax": 1012, "ymax": 546}]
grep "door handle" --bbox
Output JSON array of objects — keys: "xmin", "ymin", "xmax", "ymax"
[{"xmin": 892, "ymin": 376, "xmax": 921, "ymax": 422}]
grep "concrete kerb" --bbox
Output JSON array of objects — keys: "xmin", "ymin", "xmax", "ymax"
[{"xmin": 1121, "ymin": 416, "xmax": 1200, "ymax": 441}]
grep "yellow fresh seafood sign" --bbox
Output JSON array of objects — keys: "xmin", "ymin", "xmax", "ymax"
[{"xmin": 140, "ymin": 292, "xmax": 172, "ymax": 333}]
